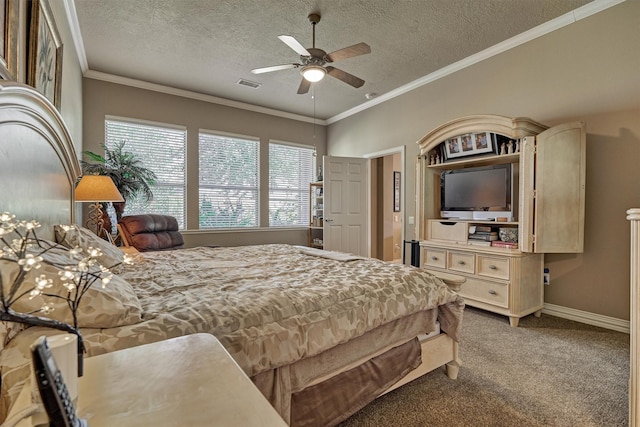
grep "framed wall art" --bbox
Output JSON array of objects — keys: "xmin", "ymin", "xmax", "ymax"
[
  {"xmin": 0, "ymin": 0, "xmax": 19, "ymax": 80},
  {"xmin": 28, "ymin": 0, "xmax": 63, "ymax": 108}
]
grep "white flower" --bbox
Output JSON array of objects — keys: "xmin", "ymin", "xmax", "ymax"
[
  {"xmin": 0, "ymin": 212, "xmax": 16, "ymax": 236},
  {"xmin": 76, "ymin": 259, "xmax": 90, "ymax": 272},
  {"xmin": 34, "ymin": 274, "xmax": 53, "ymax": 290},
  {"xmin": 100, "ymin": 273, "xmax": 113, "ymax": 288},
  {"xmin": 40, "ymin": 303, "xmax": 55, "ymax": 314},
  {"xmin": 20, "ymin": 220, "xmax": 40, "ymax": 231},
  {"xmin": 29, "ymin": 288, "xmax": 41, "ymax": 299},
  {"xmin": 62, "ymin": 281, "xmax": 76, "ymax": 291},
  {"xmin": 69, "ymin": 247, "xmax": 83, "ymax": 257},
  {"xmin": 86, "ymin": 247, "xmax": 102, "ymax": 258},
  {"xmin": 18, "ymin": 254, "xmax": 43, "ymax": 272},
  {"xmin": 58, "ymin": 267, "xmax": 76, "ymax": 282},
  {"xmin": 0, "ymin": 212, "xmax": 15, "ymax": 222}
]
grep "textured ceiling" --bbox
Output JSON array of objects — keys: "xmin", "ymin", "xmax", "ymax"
[{"xmin": 73, "ymin": 0, "xmax": 593, "ymax": 120}]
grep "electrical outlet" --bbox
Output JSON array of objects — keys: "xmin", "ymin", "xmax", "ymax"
[
  {"xmin": 544, "ymin": 267, "xmax": 550, "ymax": 285},
  {"xmin": 408, "ymin": 216, "xmax": 415, "ymax": 225}
]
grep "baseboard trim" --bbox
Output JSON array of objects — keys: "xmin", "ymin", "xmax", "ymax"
[{"xmin": 542, "ymin": 303, "xmax": 629, "ymax": 334}]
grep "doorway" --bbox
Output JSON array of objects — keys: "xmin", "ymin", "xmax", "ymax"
[{"xmin": 366, "ymin": 147, "xmax": 404, "ymax": 262}]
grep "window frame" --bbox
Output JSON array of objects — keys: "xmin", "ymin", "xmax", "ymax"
[
  {"xmin": 104, "ymin": 115, "xmax": 187, "ymax": 228},
  {"xmin": 198, "ymin": 130, "xmax": 261, "ymax": 229},
  {"xmin": 268, "ymin": 139, "xmax": 316, "ymax": 228}
]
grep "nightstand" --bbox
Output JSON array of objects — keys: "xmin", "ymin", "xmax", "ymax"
[{"xmin": 77, "ymin": 334, "xmax": 287, "ymax": 426}]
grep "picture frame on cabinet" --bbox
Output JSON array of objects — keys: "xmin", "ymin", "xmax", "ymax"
[
  {"xmin": 27, "ymin": 0, "xmax": 63, "ymax": 109},
  {"xmin": 444, "ymin": 136, "xmax": 462, "ymax": 159},
  {"xmin": 393, "ymin": 171, "xmax": 401, "ymax": 212},
  {"xmin": 444, "ymin": 132, "xmax": 496, "ymax": 160},
  {"xmin": 472, "ymin": 132, "xmax": 494, "ymax": 154},
  {"xmin": 0, "ymin": 0, "xmax": 19, "ymax": 80}
]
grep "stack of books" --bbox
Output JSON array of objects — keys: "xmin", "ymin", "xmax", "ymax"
[
  {"xmin": 491, "ymin": 240, "xmax": 519, "ymax": 249},
  {"xmin": 468, "ymin": 226, "xmax": 498, "ymax": 246}
]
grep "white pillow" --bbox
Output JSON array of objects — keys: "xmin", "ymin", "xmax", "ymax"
[
  {"xmin": 54, "ymin": 225, "xmax": 124, "ymax": 268},
  {"xmin": 6, "ymin": 245, "xmax": 143, "ymax": 329}
]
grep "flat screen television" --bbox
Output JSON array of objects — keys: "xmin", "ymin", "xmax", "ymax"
[{"xmin": 440, "ymin": 164, "xmax": 513, "ymax": 221}]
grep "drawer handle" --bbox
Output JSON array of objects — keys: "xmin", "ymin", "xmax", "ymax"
[
  {"xmin": 489, "ymin": 265, "xmax": 498, "ymax": 270},
  {"xmin": 457, "ymin": 260, "xmax": 465, "ymax": 265},
  {"xmin": 431, "ymin": 256, "xmax": 438, "ymax": 261},
  {"xmin": 488, "ymin": 290, "xmax": 497, "ymax": 295}
]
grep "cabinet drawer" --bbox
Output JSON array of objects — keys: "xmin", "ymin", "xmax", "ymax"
[
  {"xmin": 429, "ymin": 221, "xmax": 467, "ymax": 243},
  {"xmin": 477, "ymin": 255, "xmax": 510, "ymax": 280},
  {"xmin": 423, "ymin": 247, "xmax": 446, "ymax": 269},
  {"xmin": 460, "ymin": 277, "xmax": 509, "ymax": 308},
  {"xmin": 448, "ymin": 251, "xmax": 475, "ymax": 274}
]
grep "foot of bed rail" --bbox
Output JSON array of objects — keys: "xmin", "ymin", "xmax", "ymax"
[{"xmin": 445, "ymin": 360, "xmax": 460, "ymax": 380}]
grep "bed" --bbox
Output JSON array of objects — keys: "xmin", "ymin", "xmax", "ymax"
[{"xmin": 0, "ymin": 82, "xmax": 464, "ymax": 426}]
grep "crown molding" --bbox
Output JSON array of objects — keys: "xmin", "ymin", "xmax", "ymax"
[
  {"xmin": 84, "ymin": 70, "xmax": 326, "ymax": 125},
  {"xmin": 63, "ymin": 0, "xmax": 88, "ymax": 73}
]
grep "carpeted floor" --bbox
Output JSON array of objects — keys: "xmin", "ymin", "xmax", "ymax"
[{"xmin": 339, "ymin": 307, "xmax": 630, "ymax": 427}]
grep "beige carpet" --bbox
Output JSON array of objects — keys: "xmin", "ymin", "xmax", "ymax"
[{"xmin": 339, "ymin": 307, "xmax": 629, "ymax": 427}]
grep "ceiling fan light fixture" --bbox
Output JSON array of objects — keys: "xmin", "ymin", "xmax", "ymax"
[{"xmin": 302, "ymin": 65, "xmax": 326, "ymax": 82}]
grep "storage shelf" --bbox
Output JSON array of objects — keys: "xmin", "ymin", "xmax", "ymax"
[
  {"xmin": 438, "ymin": 219, "xmax": 518, "ymax": 226},
  {"xmin": 309, "ymin": 182, "xmax": 324, "ymax": 248},
  {"xmin": 427, "ymin": 153, "xmax": 519, "ymax": 170}
]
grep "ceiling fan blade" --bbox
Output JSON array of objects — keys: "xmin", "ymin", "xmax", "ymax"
[
  {"xmin": 251, "ymin": 63, "xmax": 299, "ymax": 74},
  {"xmin": 278, "ymin": 35, "xmax": 311, "ymax": 56},
  {"xmin": 297, "ymin": 78, "xmax": 311, "ymax": 95},
  {"xmin": 326, "ymin": 42, "xmax": 371, "ymax": 62},
  {"xmin": 326, "ymin": 66, "xmax": 365, "ymax": 88}
]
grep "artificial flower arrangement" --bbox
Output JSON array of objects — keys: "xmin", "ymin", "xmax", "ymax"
[{"xmin": 0, "ymin": 212, "xmax": 131, "ymax": 375}]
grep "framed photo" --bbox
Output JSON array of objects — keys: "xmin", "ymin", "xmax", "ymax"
[
  {"xmin": 444, "ymin": 136, "xmax": 462, "ymax": 159},
  {"xmin": 27, "ymin": 0, "xmax": 63, "ymax": 108},
  {"xmin": 393, "ymin": 171, "xmax": 401, "ymax": 212},
  {"xmin": 444, "ymin": 132, "xmax": 495, "ymax": 160},
  {"xmin": 0, "ymin": 0, "xmax": 19, "ymax": 80},
  {"xmin": 472, "ymin": 132, "xmax": 493, "ymax": 154}
]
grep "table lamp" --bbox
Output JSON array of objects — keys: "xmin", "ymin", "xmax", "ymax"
[{"xmin": 74, "ymin": 175, "xmax": 124, "ymax": 238}]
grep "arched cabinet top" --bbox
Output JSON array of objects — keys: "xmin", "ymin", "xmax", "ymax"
[{"xmin": 416, "ymin": 114, "xmax": 548, "ymax": 156}]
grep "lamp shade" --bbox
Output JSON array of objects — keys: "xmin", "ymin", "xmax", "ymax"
[
  {"xmin": 301, "ymin": 65, "xmax": 326, "ymax": 83},
  {"xmin": 74, "ymin": 175, "xmax": 124, "ymax": 202}
]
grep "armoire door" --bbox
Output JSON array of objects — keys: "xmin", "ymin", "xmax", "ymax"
[{"xmin": 519, "ymin": 121, "xmax": 586, "ymax": 253}]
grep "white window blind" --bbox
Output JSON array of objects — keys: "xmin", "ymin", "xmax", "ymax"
[
  {"xmin": 199, "ymin": 132, "xmax": 259, "ymax": 228},
  {"xmin": 269, "ymin": 142, "xmax": 315, "ymax": 226},
  {"xmin": 105, "ymin": 119, "xmax": 186, "ymax": 228}
]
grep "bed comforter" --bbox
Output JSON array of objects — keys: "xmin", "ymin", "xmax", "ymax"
[{"xmin": 1, "ymin": 244, "xmax": 464, "ymax": 423}]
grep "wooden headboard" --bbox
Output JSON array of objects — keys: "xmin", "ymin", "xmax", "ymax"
[{"xmin": 0, "ymin": 83, "xmax": 81, "ymax": 239}]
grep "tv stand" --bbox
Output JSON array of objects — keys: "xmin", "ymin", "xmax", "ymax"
[
  {"xmin": 441, "ymin": 211, "xmax": 513, "ymax": 221},
  {"xmin": 421, "ymin": 219, "xmax": 543, "ymax": 327},
  {"xmin": 415, "ymin": 115, "xmax": 586, "ymax": 326}
]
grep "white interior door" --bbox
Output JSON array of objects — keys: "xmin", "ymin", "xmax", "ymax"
[{"xmin": 323, "ymin": 155, "xmax": 369, "ymax": 256}]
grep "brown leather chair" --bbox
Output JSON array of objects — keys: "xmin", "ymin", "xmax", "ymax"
[{"xmin": 118, "ymin": 214, "xmax": 184, "ymax": 252}]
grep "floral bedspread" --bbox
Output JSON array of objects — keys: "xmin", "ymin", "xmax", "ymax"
[
  {"xmin": 1, "ymin": 244, "xmax": 464, "ymax": 421},
  {"xmin": 118, "ymin": 244, "xmax": 463, "ymax": 376}
]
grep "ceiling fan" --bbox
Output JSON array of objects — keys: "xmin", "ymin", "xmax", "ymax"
[{"xmin": 251, "ymin": 13, "xmax": 371, "ymax": 95}]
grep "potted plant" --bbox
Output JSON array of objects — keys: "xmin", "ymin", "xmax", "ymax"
[{"xmin": 81, "ymin": 141, "xmax": 157, "ymax": 228}]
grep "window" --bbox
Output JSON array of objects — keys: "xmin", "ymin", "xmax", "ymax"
[
  {"xmin": 199, "ymin": 132, "xmax": 259, "ymax": 228},
  {"xmin": 105, "ymin": 118, "xmax": 186, "ymax": 228},
  {"xmin": 269, "ymin": 142, "xmax": 315, "ymax": 226}
]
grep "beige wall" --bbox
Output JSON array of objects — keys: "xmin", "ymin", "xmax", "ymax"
[
  {"xmin": 326, "ymin": 1, "xmax": 640, "ymax": 321},
  {"xmin": 48, "ymin": 0, "xmax": 84, "ymax": 155},
  {"xmin": 82, "ymin": 78, "xmax": 327, "ymax": 247}
]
